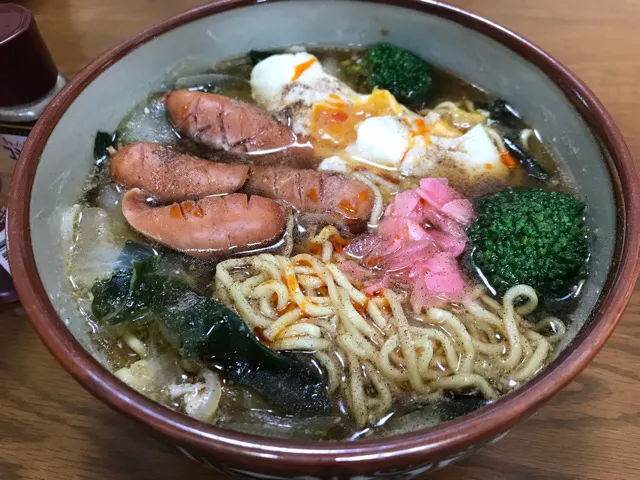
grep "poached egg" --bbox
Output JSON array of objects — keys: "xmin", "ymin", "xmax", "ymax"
[{"xmin": 250, "ymin": 52, "xmax": 510, "ymax": 179}]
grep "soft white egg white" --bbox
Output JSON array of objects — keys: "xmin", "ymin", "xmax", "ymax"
[
  {"xmin": 346, "ymin": 116, "xmax": 410, "ymax": 168},
  {"xmin": 401, "ymin": 124, "xmax": 507, "ymax": 178}
]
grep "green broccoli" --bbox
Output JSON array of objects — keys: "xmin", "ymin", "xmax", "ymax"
[
  {"xmin": 341, "ymin": 43, "xmax": 433, "ymax": 107},
  {"xmin": 467, "ymin": 188, "xmax": 589, "ymax": 297}
]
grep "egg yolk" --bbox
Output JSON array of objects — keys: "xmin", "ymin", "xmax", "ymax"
[
  {"xmin": 310, "ymin": 89, "xmax": 405, "ymax": 157},
  {"xmin": 310, "ymin": 89, "xmax": 444, "ymax": 163},
  {"xmin": 428, "ymin": 119, "xmax": 463, "ymax": 138}
]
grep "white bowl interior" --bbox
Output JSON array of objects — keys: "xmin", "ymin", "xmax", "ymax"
[{"xmin": 29, "ymin": 0, "xmax": 614, "ymax": 367}]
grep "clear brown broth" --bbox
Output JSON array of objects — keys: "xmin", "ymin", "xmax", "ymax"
[{"xmin": 73, "ymin": 46, "xmax": 580, "ymax": 441}]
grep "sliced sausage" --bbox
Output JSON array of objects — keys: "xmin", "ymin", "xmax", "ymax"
[
  {"xmin": 111, "ymin": 143, "xmax": 249, "ymax": 202},
  {"xmin": 165, "ymin": 90, "xmax": 316, "ymax": 168},
  {"xmin": 122, "ymin": 188, "xmax": 286, "ymax": 258},
  {"xmin": 244, "ymin": 166, "xmax": 374, "ymax": 223}
]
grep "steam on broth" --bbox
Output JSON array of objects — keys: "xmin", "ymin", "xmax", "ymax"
[{"xmin": 66, "ymin": 45, "xmax": 589, "ymax": 440}]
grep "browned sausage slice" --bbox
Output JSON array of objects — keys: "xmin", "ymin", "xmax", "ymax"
[
  {"xmin": 165, "ymin": 90, "xmax": 316, "ymax": 167},
  {"xmin": 111, "ymin": 143, "xmax": 249, "ymax": 202},
  {"xmin": 244, "ymin": 167, "xmax": 374, "ymax": 223},
  {"xmin": 122, "ymin": 188, "xmax": 286, "ymax": 258}
]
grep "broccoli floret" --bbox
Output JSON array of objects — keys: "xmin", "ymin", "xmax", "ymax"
[
  {"xmin": 341, "ymin": 43, "xmax": 433, "ymax": 106},
  {"xmin": 468, "ymin": 188, "xmax": 589, "ymax": 297},
  {"xmin": 366, "ymin": 43, "xmax": 433, "ymax": 106}
]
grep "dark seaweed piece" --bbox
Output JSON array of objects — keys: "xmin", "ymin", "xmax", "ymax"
[
  {"xmin": 474, "ymin": 98, "xmax": 549, "ymax": 180},
  {"xmin": 93, "ymin": 131, "xmax": 118, "ymax": 167},
  {"xmin": 91, "ymin": 256, "xmax": 330, "ymax": 416},
  {"xmin": 476, "ymin": 99, "xmax": 524, "ymax": 129},
  {"xmin": 438, "ymin": 394, "xmax": 489, "ymax": 422},
  {"xmin": 249, "ymin": 50, "xmax": 277, "ymax": 66},
  {"xmin": 91, "ymin": 255, "xmax": 160, "ymax": 325},
  {"xmin": 91, "ymin": 241, "xmax": 158, "ymax": 323},
  {"xmin": 117, "ymin": 240, "xmax": 158, "ymax": 266},
  {"xmin": 503, "ymin": 136, "xmax": 550, "ymax": 181},
  {"xmin": 82, "ymin": 184, "xmax": 101, "ymax": 206},
  {"xmin": 92, "ymin": 269, "xmax": 139, "ymax": 322}
]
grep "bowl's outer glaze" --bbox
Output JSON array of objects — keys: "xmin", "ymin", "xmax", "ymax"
[{"xmin": 7, "ymin": 1, "xmax": 640, "ymax": 479}]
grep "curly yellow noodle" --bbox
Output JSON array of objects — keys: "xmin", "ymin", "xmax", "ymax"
[{"xmin": 213, "ymin": 226, "xmax": 566, "ymax": 427}]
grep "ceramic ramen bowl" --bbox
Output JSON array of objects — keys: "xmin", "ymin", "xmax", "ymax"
[{"xmin": 8, "ymin": 0, "xmax": 640, "ymax": 478}]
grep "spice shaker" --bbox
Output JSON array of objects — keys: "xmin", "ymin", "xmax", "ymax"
[{"xmin": 0, "ymin": 3, "xmax": 67, "ymax": 303}]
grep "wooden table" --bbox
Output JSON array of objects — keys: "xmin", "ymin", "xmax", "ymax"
[{"xmin": 2, "ymin": 1, "xmax": 639, "ymax": 479}]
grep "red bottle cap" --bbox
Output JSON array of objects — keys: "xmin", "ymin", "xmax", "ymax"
[{"xmin": 0, "ymin": 3, "xmax": 58, "ymax": 107}]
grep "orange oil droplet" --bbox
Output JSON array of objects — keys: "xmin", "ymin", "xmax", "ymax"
[
  {"xmin": 307, "ymin": 188, "xmax": 319, "ymax": 202},
  {"xmin": 337, "ymin": 190, "xmax": 370, "ymax": 219},
  {"xmin": 330, "ymin": 110, "xmax": 349, "ymax": 123},
  {"xmin": 278, "ymin": 301, "xmax": 297, "ymax": 315},
  {"xmin": 254, "ymin": 328, "xmax": 271, "ymax": 344},
  {"xmin": 307, "ymin": 243, "xmax": 323, "ymax": 256},
  {"xmin": 338, "ymin": 199, "xmax": 358, "ymax": 217},
  {"xmin": 366, "ymin": 256, "xmax": 383, "ymax": 268},
  {"xmin": 413, "ymin": 118, "xmax": 429, "ymax": 135},
  {"xmin": 500, "ymin": 151, "xmax": 518, "ymax": 169},
  {"xmin": 330, "ymin": 234, "xmax": 348, "ymax": 253},
  {"xmin": 290, "ymin": 58, "xmax": 317, "ymax": 82},
  {"xmin": 286, "ymin": 274, "xmax": 299, "ymax": 294},
  {"xmin": 354, "ymin": 301, "xmax": 368, "ymax": 317},
  {"xmin": 169, "ymin": 204, "xmax": 182, "ymax": 219}
]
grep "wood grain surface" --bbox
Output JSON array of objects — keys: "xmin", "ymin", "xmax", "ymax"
[{"xmin": 2, "ymin": 1, "xmax": 639, "ymax": 479}]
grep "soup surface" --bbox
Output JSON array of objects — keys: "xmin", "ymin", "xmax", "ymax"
[{"xmin": 65, "ymin": 45, "xmax": 589, "ymax": 440}]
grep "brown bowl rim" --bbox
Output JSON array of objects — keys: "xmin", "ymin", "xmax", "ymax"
[{"xmin": 8, "ymin": 0, "xmax": 640, "ymax": 472}]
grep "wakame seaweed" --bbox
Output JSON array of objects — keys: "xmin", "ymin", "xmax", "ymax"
[
  {"xmin": 437, "ymin": 394, "xmax": 489, "ymax": 422},
  {"xmin": 503, "ymin": 136, "xmax": 549, "ymax": 181},
  {"xmin": 93, "ymin": 130, "xmax": 118, "ymax": 166},
  {"xmin": 91, "ymin": 248, "xmax": 330, "ymax": 416},
  {"xmin": 475, "ymin": 99, "xmax": 549, "ymax": 181},
  {"xmin": 476, "ymin": 99, "xmax": 523, "ymax": 129}
]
